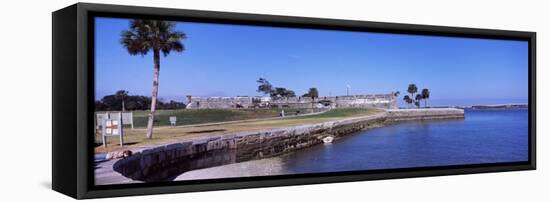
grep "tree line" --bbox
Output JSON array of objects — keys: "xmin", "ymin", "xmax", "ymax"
[
  {"xmin": 400, "ymin": 84, "xmax": 430, "ymax": 108},
  {"xmin": 95, "ymin": 90, "xmax": 186, "ymax": 111},
  {"xmin": 257, "ymin": 77, "xmax": 319, "ymax": 99}
]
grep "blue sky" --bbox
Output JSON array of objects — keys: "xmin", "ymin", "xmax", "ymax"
[{"xmin": 95, "ymin": 17, "xmax": 528, "ymax": 106}]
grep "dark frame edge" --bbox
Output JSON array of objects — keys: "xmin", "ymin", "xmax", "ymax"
[
  {"xmin": 529, "ymin": 32, "xmax": 536, "ymax": 170},
  {"xmin": 82, "ymin": 164, "xmax": 535, "ymax": 199},
  {"xmin": 51, "ymin": 2, "xmax": 537, "ymax": 199},
  {"xmin": 76, "ymin": 3, "xmax": 93, "ymax": 199},
  {"xmin": 52, "ymin": 3, "xmax": 78, "ymax": 199},
  {"xmin": 78, "ymin": 2, "xmax": 535, "ymax": 40}
]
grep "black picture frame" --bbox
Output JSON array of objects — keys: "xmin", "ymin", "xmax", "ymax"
[{"xmin": 52, "ymin": 3, "xmax": 536, "ymax": 199}]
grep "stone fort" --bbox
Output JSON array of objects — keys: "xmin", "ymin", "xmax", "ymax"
[{"xmin": 186, "ymin": 92, "xmax": 398, "ymax": 109}]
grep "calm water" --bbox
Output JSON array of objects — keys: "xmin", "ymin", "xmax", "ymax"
[
  {"xmin": 278, "ymin": 109, "xmax": 529, "ymax": 173},
  {"xmin": 398, "ymin": 98, "xmax": 528, "ymax": 108}
]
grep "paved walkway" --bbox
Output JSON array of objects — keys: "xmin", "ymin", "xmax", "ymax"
[
  {"xmin": 175, "ymin": 157, "xmax": 290, "ymax": 181},
  {"xmin": 95, "ymin": 159, "xmax": 140, "ymax": 185}
]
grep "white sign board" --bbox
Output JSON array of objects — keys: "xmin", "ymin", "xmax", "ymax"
[
  {"xmin": 96, "ymin": 111, "xmax": 134, "ymax": 130},
  {"xmin": 101, "ymin": 112, "xmax": 124, "ymax": 148},
  {"xmin": 169, "ymin": 116, "xmax": 177, "ymax": 126}
]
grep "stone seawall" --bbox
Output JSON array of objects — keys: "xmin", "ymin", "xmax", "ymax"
[
  {"xmin": 112, "ymin": 108, "xmax": 464, "ymax": 182},
  {"xmin": 386, "ymin": 108, "xmax": 465, "ymax": 121}
]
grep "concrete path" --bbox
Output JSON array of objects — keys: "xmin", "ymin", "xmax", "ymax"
[
  {"xmin": 175, "ymin": 157, "xmax": 290, "ymax": 181},
  {"xmin": 94, "ymin": 159, "xmax": 140, "ymax": 185}
]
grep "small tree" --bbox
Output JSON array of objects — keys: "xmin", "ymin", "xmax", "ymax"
[
  {"xmin": 303, "ymin": 88, "xmax": 319, "ymax": 108},
  {"xmin": 257, "ymin": 78, "xmax": 295, "ymax": 98},
  {"xmin": 393, "ymin": 91, "xmax": 400, "ymax": 97},
  {"xmin": 114, "ymin": 90, "xmax": 129, "ymax": 112},
  {"xmin": 273, "ymin": 87, "xmax": 284, "ymax": 97},
  {"xmin": 302, "ymin": 88, "xmax": 319, "ymax": 98},
  {"xmin": 421, "ymin": 88, "xmax": 430, "ymax": 107},
  {"xmin": 272, "ymin": 87, "xmax": 295, "ymax": 98},
  {"xmin": 257, "ymin": 77, "xmax": 273, "ymax": 95},
  {"xmin": 282, "ymin": 89, "xmax": 296, "ymax": 97}
]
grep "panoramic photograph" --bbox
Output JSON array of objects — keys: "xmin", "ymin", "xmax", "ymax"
[{"xmin": 93, "ymin": 17, "xmax": 528, "ymax": 185}]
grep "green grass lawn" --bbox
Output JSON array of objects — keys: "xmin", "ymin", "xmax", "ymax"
[
  {"xmin": 287, "ymin": 107, "xmax": 376, "ymax": 119},
  {"xmin": 130, "ymin": 108, "xmax": 310, "ymax": 128},
  {"xmin": 96, "ymin": 108, "xmax": 382, "ymax": 153}
]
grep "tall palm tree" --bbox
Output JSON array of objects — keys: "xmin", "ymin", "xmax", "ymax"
[
  {"xmin": 121, "ymin": 20, "xmax": 186, "ymax": 139},
  {"xmin": 415, "ymin": 94, "xmax": 422, "ymax": 108},
  {"xmin": 407, "ymin": 84, "xmax": 418, "ymax": 101},
  {"xmin": 403, "ymin": 95, "xmax": 412, "ymax": 108},
  {"xmin": 421, "ymin": 88, "xmax": 430, "ymax": 107},
  {"xmin": 115, "ymin": 90, "xmax": 129, "ymax": 112}
]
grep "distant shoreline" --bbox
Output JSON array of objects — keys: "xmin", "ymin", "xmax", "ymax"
[
  {"xmin": 444, "ymin": 104, "xmax": 527, "ymax": 110},
  {"xmin": 400, "ymin": 103, "xmax": 528, "ymax": 110}
]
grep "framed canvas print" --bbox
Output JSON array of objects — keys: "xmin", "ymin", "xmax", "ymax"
[{"xmin": 52, "ymin": 3, "xmax": 536, "ymax": 199}]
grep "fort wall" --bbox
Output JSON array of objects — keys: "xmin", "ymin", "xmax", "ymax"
[{"xmin": 186, "ymin": 93, "xmax": 398, "ymax": 109}]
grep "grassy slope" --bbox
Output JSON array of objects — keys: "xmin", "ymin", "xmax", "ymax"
[
  {"xmin": 131, "ymin": 108, "xmax": 307, "ymax": 128},
  {"xmin": 96, "ymin": 108, "xmax": 382, "ymax": 153}
]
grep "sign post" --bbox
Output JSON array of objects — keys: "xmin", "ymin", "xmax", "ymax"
[
  {"xmin": 169, "ymin": 116, "xmax": 177, "ymax": 126},
  {"xmin": 101, "ymin": 112, "xmax": 124, "ymax": 148}
]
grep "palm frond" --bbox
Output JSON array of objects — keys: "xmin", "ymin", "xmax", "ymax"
[{"xmin": 121, "ymin": 19, "xmax": 187, "ymax": 57}]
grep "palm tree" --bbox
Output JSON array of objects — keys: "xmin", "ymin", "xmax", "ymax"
[
  {"xmin": 121, "ymin": 20, "xmax": 186, "ymax": 139},
  {"xmin": 114, "ymin": 90, "xmax": 129, "ymax": 112},
  {"xmin": 421, "ymin": 88, "xmax": 430, "ymax": 107},
  {"xmin": 303, "ymin": 88, "xmax": 319, "ymax": 108},
  {"xmin": 407, "ymin": 84, "xmax": 418, "ymax": 101},
  {"xmin": 403, "ymin": 95, "xmax": 412, "ymax": 108},
  {"xmin": 415, "ymin": 94, "xmax": 422, "ymax": 108}
]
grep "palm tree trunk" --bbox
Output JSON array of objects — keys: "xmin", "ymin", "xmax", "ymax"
[
  {"xmin": 410, "ymin": 93, "xmax": 413, "ymax": 108},
  {"xmin": 146, "ymin": 50, "xmax": 161, "ymax": 139}
]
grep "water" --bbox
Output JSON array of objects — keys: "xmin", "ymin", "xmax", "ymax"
[
  {"xmin": 278, "ymin": 109, "xmax": 528, "ymax": 174},
  {"xmin": 397, "ymin": 98, "xmax": 528, "ymax": 108}
]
